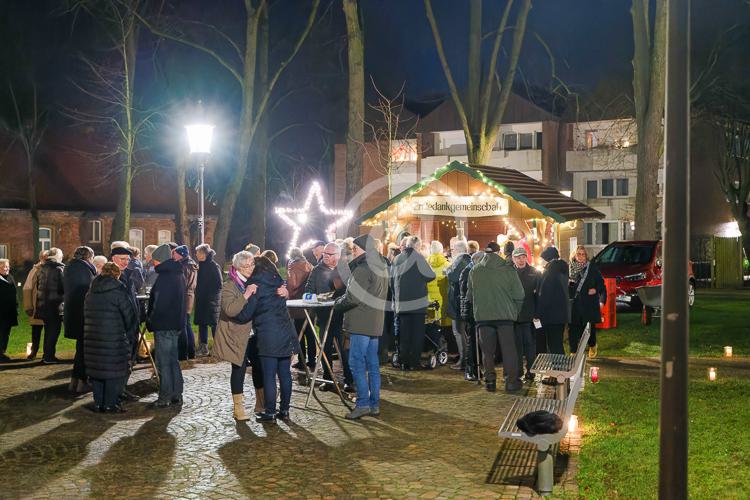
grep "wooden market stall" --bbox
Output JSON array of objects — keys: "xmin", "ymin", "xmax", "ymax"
[{"xmin": 356, "ymin": 160, "xmax": 604, "ymax": 265}]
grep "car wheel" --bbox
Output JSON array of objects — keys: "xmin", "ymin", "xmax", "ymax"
[{"xmin": 688, "ymin": 281, "xmax": 695, "ymax": 307}]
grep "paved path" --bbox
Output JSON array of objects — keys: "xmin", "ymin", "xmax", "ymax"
[{"xmin": 0, "ymin": 358, "xmax": 579, "ymax": 499}]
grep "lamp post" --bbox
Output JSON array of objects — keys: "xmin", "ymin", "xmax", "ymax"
[{"xmin": 185, "ymin": 123, "xmax": 214, "ymax": 244}]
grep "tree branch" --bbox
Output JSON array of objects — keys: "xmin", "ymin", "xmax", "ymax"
[{"xmin": 479, "ymin": 0, "xmax": 513, "ymax": 138}]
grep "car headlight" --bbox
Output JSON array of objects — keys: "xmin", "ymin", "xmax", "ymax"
[{"xmin": 624, "ymin": 272, "xmax": 647, "ymax": 281}]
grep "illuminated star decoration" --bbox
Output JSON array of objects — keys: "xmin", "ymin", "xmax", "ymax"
[{"xmin": 274, "ymin": 181, "xmax": 353, "ymax": 258}]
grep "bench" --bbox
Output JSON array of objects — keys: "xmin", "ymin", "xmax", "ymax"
[
  {"xmin": 497, "ymin": 368, "xmax": 585, "ymax": 495},
  {"xmin": 530, "ymin": 324, "xmax": 590, "ymax": 399}
]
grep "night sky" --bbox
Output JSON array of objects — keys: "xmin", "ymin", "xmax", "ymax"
[{"xmin": 1, "ymin": 0, "xmax": 749, "ymax": 249}]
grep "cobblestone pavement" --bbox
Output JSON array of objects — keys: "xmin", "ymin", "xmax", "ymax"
[{"xmin": 0, "ymin": 357, "xmax": 580, "ymax": 499}]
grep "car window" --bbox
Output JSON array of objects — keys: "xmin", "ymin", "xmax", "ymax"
[{"xmin": 594, "ymin": 245, "xmax": 655, "ymax": 264}]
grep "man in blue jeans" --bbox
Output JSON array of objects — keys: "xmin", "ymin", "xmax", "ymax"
[
  {"xmin": 147, "ymin": 244, "xmax": 187, "ymax": 408},
  {"xmin": 334, "ymin": 234, "xmax": 388, "ymax": 420}
]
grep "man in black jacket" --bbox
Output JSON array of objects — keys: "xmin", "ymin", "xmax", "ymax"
[
  {"xmin": 512, "ymin": 247, "xmax": 541, "ymax": 381},
  {"xmin": 459, "ymin": 251, "xmax": 484, "ymax": 381},
  {"xmin": 147, "ymin": 244, "xmax": 187, "ymax": 408},
  {"xmin": 446, "ymin": 240, "xmax": 471, "ymax": 370},
  {"xmin": 537, "ymin": 247, "xmax": 569, "ymax": 355},
  {"xmin": 36, "ymin": 248, "xmax": 65, "ymax": 364},
  {"xmin": 392, "ymin": 236, "xmax": 436, "ymax": 370}
]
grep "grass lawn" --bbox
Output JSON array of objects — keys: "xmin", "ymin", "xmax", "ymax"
[
  {"xmin": 576, "ymin": 288, "xmax": 750, "ymax": 498},
  {"xmin": 597, "ymin": 289, "xmax": 750, "ymax": 358}
]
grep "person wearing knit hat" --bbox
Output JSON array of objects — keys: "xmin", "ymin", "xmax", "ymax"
[
  {"xmin": 484, "ymin": 241, "xmax": 501, "ymax": 253},
  {"xmin": 172, "ymin": 244, "xmax": 198, "ymax": 360},
  {"xmin": 147, "ymin": 241, "xmax": 187, "ymax": 408},
  {"xmin": 503, "ymin": 240, "xmax": 515, "ymax": 263},
  {"xmin": 536, "ymin": 246, "xmax": 569, "ymax": 356},
  {"xmin": 151, "ymin": 244, "xmax": 173, "ymax": 265},
  {"xmin": 335, "ymin": 233, "xmax": 388, "ymax": 420},
  {"xmin": 512, "ymin": 244, "xmax": 541, "ymax": 382}
]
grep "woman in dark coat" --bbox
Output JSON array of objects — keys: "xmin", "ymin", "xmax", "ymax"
[
  {"xmin": 236, "ymin": 256, "xmax": 295, "ymax": 422},
  {"xmin": 194, "ymin": 244, "xmax": 223, "ymax": 356},
  {"xmin": 0, "ymin": 258, "xmax": 17, "ymax": 362},
  {"xmin": 569, "ymin": 245, "xmax": 606, "ymax": 357},
  {"xmin": 36, "ymin": 247, "xmax": 65, "ymax": 364},
  {"xmin": 63, "ymin": 246, "xmax": 96, "ymax": 392},
  {"xmin": 536, "ymin": 247, "xmax": 570, "ymax": 355},
  {"xmin": 84, "ymin": 263, "xmax": 137, "ymax": 413}
]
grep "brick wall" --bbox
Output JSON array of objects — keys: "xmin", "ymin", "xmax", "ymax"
[{"xmin": 0, "ymin": 209, "xmax": 216, "ymax": 269}]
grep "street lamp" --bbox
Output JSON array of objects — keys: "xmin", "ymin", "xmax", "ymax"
[{"xmin": 185, "ymin": 123, "xmax": 214, "ymax": 244}]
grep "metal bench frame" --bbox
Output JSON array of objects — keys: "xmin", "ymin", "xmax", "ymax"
[
  {"xmin": 497, "ymin": 367, "xmax": 585, "ymax": 495},
  {"xmin": 530, "ymin": 324, "xmax": 590, "ymax": 399}
]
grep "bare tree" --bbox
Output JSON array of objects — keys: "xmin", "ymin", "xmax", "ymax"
[
  {"xmin": 134, "ymin": 0, "xmax": 320, "ymax": 260},
  {"xmin": 631, "ymin": 0, "xmax": 666, "ymax": 240},
  {"xmin": 64, "ymin": 0, "xmax": 152, "ymax": 246},
  {"xmin": 2, "ymin": 83, "xmax": 47, "ymax": 257},
  {"xmin": 424, "ymin": 0, "xmax": 532, "ymax": 164},
  {"xmin": 716, "ymin": 120, "xmax": 750, "ymax": 259},
  {"xmin": 363, "ymin": 79, "xmax": 418, "ymax": 198},
  {"xmin": 343, "ymin": 0, "xmax": 364, "ymax": 205}
]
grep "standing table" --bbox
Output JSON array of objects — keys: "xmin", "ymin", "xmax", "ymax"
[
  {"xmin": 286, "ymin": 299, "xmax": 351, "ymax": 409},
  {"xmin": 136, "ymin": 294, "xmax": 159, "ymax": 386}
]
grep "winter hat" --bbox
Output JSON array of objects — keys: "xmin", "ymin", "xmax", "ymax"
[
  {"xmin": 110, "ymin": 246, "xmax": 133, "ymax": 257},
  {"xmin": 352, "ymin": 233, "xmax": 374, "ymax": 252},
  {"xmin": 512, "ymin": 247, "xmax": 528, "ymax": 257},
  {"xmin": 151, "ymin": 244, "xmax": 173, "ymax": 264},
  {"xmin": 503, "ymin": 240, "xmax": 515, "ymax": 256},
  {"xmin": 540, "ymin": 246, "xmax": 560, "ymax": 262},
  {"xmin": 312, "ymin": 240, "xmax": 326, "ymax": 249},
  {"xmin": 174, "ymin": 245, "xmax": 189, "ymax": 259},
  {"xmin": 484, "ymin": 241, "xmax": 501, "ymax": 253},
  {"xmin": 516, "ymin": 410, "xmax": 563, "ymax": 436}
]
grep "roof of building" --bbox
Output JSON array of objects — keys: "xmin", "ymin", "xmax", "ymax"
[{"xmin": 355, "ymin": 160, "xmax": 604, "ymax": 224}]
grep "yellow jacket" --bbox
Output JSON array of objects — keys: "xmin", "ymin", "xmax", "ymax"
[{"xmin": 426, "ymin": 253, "xmax": 451, "ymax": 325}]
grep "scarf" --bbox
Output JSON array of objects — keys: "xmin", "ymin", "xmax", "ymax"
[{"xmin": 228, "ymin": 266, "xmax": 247, "ymax": 292}]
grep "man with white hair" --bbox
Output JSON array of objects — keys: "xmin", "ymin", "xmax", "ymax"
[
  {"xmin": 143, "ymin": 244, "xmax": 159, "ymax": 287},
  {"xmin": 445, "ymin": 239, "xmax": 471, "ymax": 370},
  {"xmin": 305, "ymin": 242, "xmax": 352, "ymax": 390}
]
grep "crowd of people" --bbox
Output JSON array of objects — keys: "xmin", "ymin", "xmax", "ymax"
[{"xmin": 0, "ymin": 230, "xmax": 605, "ymax": 420}]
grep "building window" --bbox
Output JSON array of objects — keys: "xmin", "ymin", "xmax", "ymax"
[
  {"xmin": 585, "ymin": 221, "xmax": 620, "ymax": 246},
  {"xmin": 585, "ymin": 130, "xmax": 598, "ymax": 149},
  {"xmin": 586, "ymin": 180, "xmax": 598, "ymax": 200},
  {"xmin": 39, "ymin": 227, "xmax": 52, "ymax": 252},
  {"xmin": 157, "ymin": 230, "xmax": 172, "ymax": 245},
  {"xmin": 128, "ymin": 228, "xmax": 143, "ymax": 252},
  {"xmin": 519, "ymin": 133, "xmax": 533, "ymax": 150},
  {"xmin": 89, "ymin": 220, "xmax": 102, "ymax": 243},
  {"xmin": 535, "ymin": 131, "xmax": 543, "ymax": 149},
  {"xmin": 616, "ymin": 178, "xmax": 629, "ymax": 196},
  {"xmin": 0, "ymin": 244, "xmax": 7, "ymax": 260},
  {"xmin": 601, "ymin": 179, "xmax": 614, "ymax": 197},
  {"xmin": 502, "ymin": 133, "xmax": 518, "ymax": 150}
]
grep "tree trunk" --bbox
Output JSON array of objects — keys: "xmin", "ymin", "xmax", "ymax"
[
  {"xmin": 27, "ymin": 151, "xmax": 40, "ymax": 258},
  {"xmin": 212, "ymin": 5, "xmax": 262, "ymax": 262},
  {"xmin": 741, "ymin": 219, "xmax": 750, "ymax": 263},
  {"xmin": 175, "ymin": 157, "xmax": 189, "ymax": 245},
  {"xmin": 633, "ymin": 0, "xmax": 667, "ymax": 240},
  {"xmin": 110, "ymin": 6, "xmax": 140, "ymax": 246},
  {"xmin": 343, "ymin": 0, "xmax": 364, "ymax": 206}
]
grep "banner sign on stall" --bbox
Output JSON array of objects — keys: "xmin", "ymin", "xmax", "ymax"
[{"xmin": 407, "ymin": 196, "xmax": 509, "ymax": 218}]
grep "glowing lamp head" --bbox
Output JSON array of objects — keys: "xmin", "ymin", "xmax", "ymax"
[{"xmin": 186, "ymin": 124, "xmax": 215, "ymax": 154}]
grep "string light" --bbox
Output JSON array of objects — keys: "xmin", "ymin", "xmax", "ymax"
[{"xmin": 275, "ymin": 181, "xmax": 353, "ymax": 258}]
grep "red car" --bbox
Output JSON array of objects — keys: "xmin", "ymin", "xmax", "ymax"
[{"xmin": 591, "ymin": 240, "xmax": 696, "ymax": 308}]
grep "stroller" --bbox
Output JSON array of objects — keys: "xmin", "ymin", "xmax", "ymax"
[{"xmin": 392, "ymin": 301, "xmax": 450, "ymax": 369}]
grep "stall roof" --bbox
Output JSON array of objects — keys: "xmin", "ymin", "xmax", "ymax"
[{"xmin": 355, "ymin": 160, "xmax": 605, "ymax": 224}]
